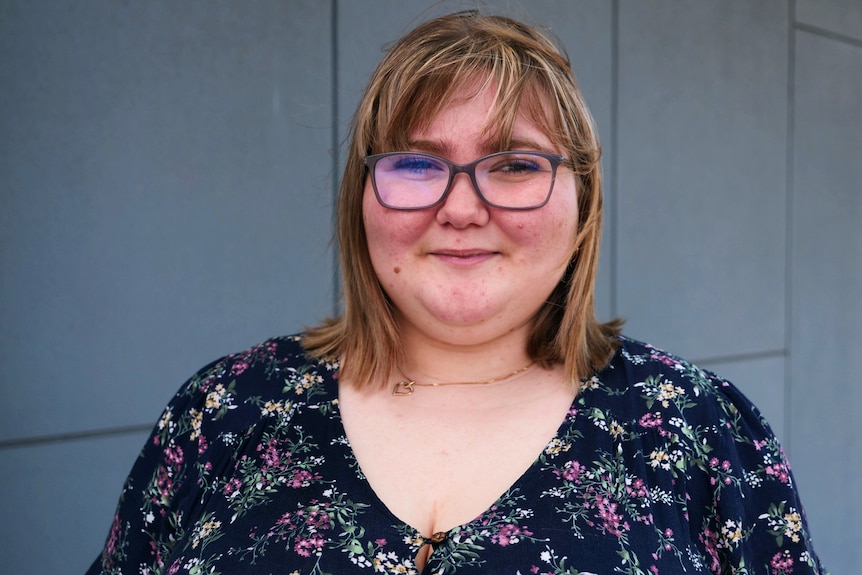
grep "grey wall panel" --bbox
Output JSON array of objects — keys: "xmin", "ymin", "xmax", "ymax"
[
  {"xmin": 790, "ymin": 30, "xmax": 862, "ymax": 573},
  {"xmin": 797, "ymin": 0, "xmax": 862, "ymax": 42},
  {"xmin": 0, "ymin": 1, "xmax": 335, "ymax": 441},
  {"xmin": 0, "ymin": 431, "xmax": 150, "ymax": 575},
  {"xmin": 698, "ymin": 355, "xmax": 786, "ymax": 442},
  {"xmin": 616, "ymin": 1, "xmax": 789, "ymax": 360}
]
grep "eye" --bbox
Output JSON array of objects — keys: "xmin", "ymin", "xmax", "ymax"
[
  {"xmin": 387, "ymin": 154, "xmax": 447, "ymax": 177},
  {"xmin": 484, "ymin": 153, "xmax": 550, "ymax": 179},
  {"xmin": 497, "ymin": 157, "xmax": 542, "ymax": 174}
]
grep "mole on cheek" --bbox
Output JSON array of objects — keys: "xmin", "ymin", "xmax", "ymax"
[{"xmin": 393, "ymin": 266, "xmax": 401, "ymax": 274}]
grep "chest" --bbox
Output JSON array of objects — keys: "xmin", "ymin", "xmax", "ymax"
[
  {"xmin": 339, "ymin": 382, "xmax": 579, "ymax": 537},
  {"xmin": 160, "ymin": 398, "xmax": 715, "ymax": 575}
]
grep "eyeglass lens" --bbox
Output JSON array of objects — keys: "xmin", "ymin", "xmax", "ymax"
[{"xmin": 371, "ymin": 152, "xmax": 556, "ymax": 209}]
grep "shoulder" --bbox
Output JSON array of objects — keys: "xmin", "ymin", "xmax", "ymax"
[
  {"xmin": 160, "ymin": 334, "xmax": 340, "ymax": 438},
  {"xmin": 183, "ymin": 334, "xmax": 338, "ymax": 399},
  {"xmin": 584, "ymin": 335, "xmax": 778, "ymax": 457},
  {"xmin": 574, "ymin": 339, "xmax": 825, "ymax": 570}
]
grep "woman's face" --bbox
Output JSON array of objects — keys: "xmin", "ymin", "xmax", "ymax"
[{"xmin": 362, "ymin": 82, "xmax": 579, "ymax": 349}]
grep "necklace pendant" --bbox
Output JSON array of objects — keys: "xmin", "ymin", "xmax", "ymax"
[{"xmin": 392, "ymin": 380, "xmax": 416, "ymax": 396}]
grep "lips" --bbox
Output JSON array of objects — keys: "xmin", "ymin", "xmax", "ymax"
[{"xmin": 429, "ymin": 248, "xmax": 499, "ymax": 267}]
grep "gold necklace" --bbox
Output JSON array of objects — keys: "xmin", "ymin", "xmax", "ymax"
[{"xmin": 392, "ymin": 362, "xmax": 535, "ymax": 396}]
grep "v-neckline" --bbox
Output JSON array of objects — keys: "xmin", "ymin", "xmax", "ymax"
[{"xmin": 328, "ymin": 376, "xmax": 584, "ymax": 572}]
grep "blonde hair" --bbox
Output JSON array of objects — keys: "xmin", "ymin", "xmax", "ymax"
[{"xmin": 303, "ymin": 10, "xmax": 621, "ymax": 388}]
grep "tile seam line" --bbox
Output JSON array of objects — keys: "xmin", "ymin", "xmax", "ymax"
[
  {"xmin": 692, "ymin": 348, "xmax": 787, "ymax": 367},
  {"xmin": 330, "ymin": 0, "xmax": 341, "ymax": 315},
  {"xmin": 785, "ymin": 0, "xmax": 797, "ymax": 456},
  {"xmin": 609, "ymin": 0, "xmax": 620, "ymax": 318},
  {"xmin": 0, "ymin": 423, "xmax": 153, "ymax": 451},
  {"xmin": 794, "ymin": 22, "xmax": 862, "ymax": 48}
]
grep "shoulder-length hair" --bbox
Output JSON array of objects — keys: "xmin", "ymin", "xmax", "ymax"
[{"xmin": 303, "ymin": 10, "xmax": 621, "ymax": 389}]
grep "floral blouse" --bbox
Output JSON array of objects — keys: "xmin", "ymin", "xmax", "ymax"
[{"xmin": 88, "ymin": 335, "xmax": 826, "ymax": 575}]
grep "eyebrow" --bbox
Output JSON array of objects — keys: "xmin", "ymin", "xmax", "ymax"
[{"xmin": 406, "ymin": 137, "xmax": 556, "ymax": 157}]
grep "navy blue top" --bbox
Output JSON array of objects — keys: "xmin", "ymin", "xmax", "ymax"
[{"xmin": 88, "ymin": 335, "xmax": 826, "ymax": 574}]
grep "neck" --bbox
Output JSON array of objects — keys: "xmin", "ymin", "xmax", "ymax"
[
  {"xmin": 396, "ymin": 323, "xmax": 534, "ymax": 386},
  {"xmin": 393, "ymin": 362, "xmax": 536, "ymax": 396}
]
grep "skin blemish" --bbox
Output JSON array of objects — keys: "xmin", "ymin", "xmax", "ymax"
[{"xmin": 394, "ymin": 266, "xmax": 401, "ymax": 274}]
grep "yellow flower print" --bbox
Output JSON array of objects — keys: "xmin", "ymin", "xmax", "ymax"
[
  {"xmin": 205, "ymin": 383, "xmax": 229, "ymax": 410},
  {"xmin": 580, "ymin": 375, "xmax": 600, "ymax": 390},
  {"xmin": 784, "ymin": 510, "xmax": 803, "ymax": 542},
  {"xmin": 544, "ymin": 438, "xmax": 572, "ymax": 457},
  {"xmin": 189, "ymin": 409, "xmax": 202, "ymax": 441},
  {"xmin": 656, "ymin": 382, "xmax": 685, "ymax": 408},
  {"xmin": 402, "ymin": 533, "xmax": 425, "ymax": 547},
  {"xmin": 261, "ymin": 400, "xmax": 292, "ymax": 416},
  {"xmin": 720, "ymin": 519, "xmax": 743, "ymax": 546},
  {"xmin": 157, "ymin": 408, "xmax": 172, "ymax": 431},
  {"xmin": 649, "ymin": 449, "xmax": 671, "ymax": 470},
  {"xmin": 191, "ymin": 519, "xmax": 222, "ymax": 549}
]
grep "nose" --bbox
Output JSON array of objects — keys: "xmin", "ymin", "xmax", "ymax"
[{"xmin": 435, "ymin": 172, "xmax": 490, "ymax": 228}]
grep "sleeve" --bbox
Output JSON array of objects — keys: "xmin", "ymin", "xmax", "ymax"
[
  {"xmin": 85, "ymin": 356, "xmax": 239, "ymax": 575},
  {"xmin": 700, "ymin": 374, "xmax": 828, "ymax": 575}
]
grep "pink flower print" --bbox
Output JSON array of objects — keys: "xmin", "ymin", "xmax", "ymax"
[
  {"xmin": 639, "ymin": 412, "xmax": 663, "ymax": 428},
  {"xmin": 595, "ymin": 494, "xmax": 629, "ymax": 537},
  {"xmin": 626, "ymin": 478, "xmax": 649, "ymax": 499},
  {"xmin": 164, "ymin": 444, "xmax": 184, "ymax": 467},
  {"xmin": 650, "ymin": 352, "xmax": 680, "ymax": 368},
  {"xmin": 305, "ymin": 509, "xmax": 331, "ymax": 530},
  {"xmin": 765, "ymin": 462, "xmax": 791, "ymax": 484},
  {"xmin": 561, "ymin": 460, "xmax": 585, "ymax": 482},
  {"xmin": 294, "ymin": 538, "xmax": 313, "ymax": 557},
  {"xmin": 149, "ymin": 539, "xmax": 164, "ymax": 568},
  {"xmin": 638, "ymin": 412, "xmax": 662, "ymax": 429},
  {"xmin": 262, "ymin": 443, "xmax": 281, "ymax": 469},
  {"xmin": 770, "ymin": 550, "xmax": 794, "ymax": 574},
  {"xmin": 294, "ymin": 534, "xmax": 326, "ymax": 557},
  {"xmin": 275, "ymin": 511, "xmax": 297, "ymax": 530},
  {"xmin": 698, "ymin": 528, "xmax": 721, "ymax": 574},
  {"xmin": 156, "ymin": 465, "xmax": 175, "ymax": 499},
  {"xmin": 288, "ymin": 469, "xmax": 319, "ymax": 488},
  {"xmin": 197, "ymin": 434, "xmax": 208, "ymax": 455},
  {"xmin": 223, "ymin": 477, "xmax": 241, "ymax": 496},
  {"xmin": 231, "ymin": 361, "xmax": 249, "ymax": 376},
  {"xmin": 104, "ymin": 513, "xmax": 122, "ymax": 562},
  {"xmin": 490, "ymin": 523, "xmax": 531, "ymax": 547}
]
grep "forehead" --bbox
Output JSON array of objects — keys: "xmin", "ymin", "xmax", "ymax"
[
  {"xmin": 408, "ymin": 82, "xmax": 557, "ymax": 154},
  {"xmin": 385, "ymin": 74, "xmax": 561, "ymax": 153}
]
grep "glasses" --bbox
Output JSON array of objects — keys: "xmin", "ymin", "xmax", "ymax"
[{"xmin": 363, "ymin": 150, "xmax": 569, "ymax": 210}]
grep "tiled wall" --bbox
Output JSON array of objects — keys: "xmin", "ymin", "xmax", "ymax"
[{"xmin": 1, "ymin": 1, "xmax": 858, "ymax": 572}]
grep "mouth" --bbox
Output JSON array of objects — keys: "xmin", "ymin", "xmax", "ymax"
[{"xmin": 429, "ymin": 249, "xmax": 499, "ymax": 267}]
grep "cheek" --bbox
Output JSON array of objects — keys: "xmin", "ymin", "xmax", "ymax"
[
  {"xmin": 362, "ymin": 187, "xmax": 430, "ymax": 270},
  {"xmin": 503, "ymin": 208, "xmax": 578, "ymax": 260}
]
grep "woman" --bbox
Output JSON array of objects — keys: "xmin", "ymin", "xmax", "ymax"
[{"xmin": 88, "ymin": 11, "xmax": 825, "ymax": 575}]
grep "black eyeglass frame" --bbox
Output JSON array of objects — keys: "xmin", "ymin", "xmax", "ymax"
[{"xmin": 363, "ymin": 150, "xmax": 570, "ymax": 211}]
